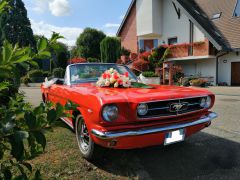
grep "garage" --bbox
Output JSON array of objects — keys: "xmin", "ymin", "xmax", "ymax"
[{"xmin": 231, "ymin": 62, "xmax": 240, "ymax": 86}]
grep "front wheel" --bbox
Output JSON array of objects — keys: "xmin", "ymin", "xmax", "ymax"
[{"xmin": 75, "ymin": 115, "xmax": 103, "ymax": 161}]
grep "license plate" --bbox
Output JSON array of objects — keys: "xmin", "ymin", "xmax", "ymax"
[{"xmin": 164, "ymin": 129, "xmax": 185, "ymax": 145}]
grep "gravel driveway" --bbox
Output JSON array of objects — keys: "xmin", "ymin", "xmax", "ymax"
[{"xmin": 20, "ymin": 86, "xmax": 240, "ymax": 180}]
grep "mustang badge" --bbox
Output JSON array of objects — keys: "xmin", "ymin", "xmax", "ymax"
[{"xmin": 169, "ymin": 102, "xmax": 188, "ymax": 112}]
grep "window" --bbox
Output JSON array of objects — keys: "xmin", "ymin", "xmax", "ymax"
[
  {"xmin": 233, "ymin": 0, "xmax": 240, "ymax": 17},
  {"xmin": 139, "ymin": 40, "xmax": 144, "ymax": 51},
  {"xmin": 153, "ymin": 39, "xmax": 158, "ymax": 48},
  {"xmin": 168, "ymin": 37, "xmax": 178, "ymax": 45}
]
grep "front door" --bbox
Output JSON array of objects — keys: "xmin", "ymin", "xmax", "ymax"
[
  {"xmin": 231, "ymin": 62, "xmax": 240, "ymax": 86},
  {"xmin": 144, "ymin": 40, "xmax": 154, "ymax": 52}
]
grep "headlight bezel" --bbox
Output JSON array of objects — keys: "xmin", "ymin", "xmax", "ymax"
[
  {"xmin": 137, "ymin": 103, "xmax": 148, "ymax": 116},
  {"xmin": 200, "ymin": 96, "xmax": 212, "ymax": 109},
  {"xmin": 102, "ymin": 104, "xmax": 119, "ymax": 122}
]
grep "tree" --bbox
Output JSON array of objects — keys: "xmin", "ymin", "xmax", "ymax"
[
  {"xmin": 100, "ymin": 37, "xmax": 121, "ymax": 63},
  {"xmin": 55, "ymin": 42, "xmax": 69, "ymax": 69},
  {"xmin": 0, "ymin": 0, "xmax": 36, "ymax": 49},
  {"xmin": 76, "ymin": 28, "xmax": 106, "ymax": 59}
]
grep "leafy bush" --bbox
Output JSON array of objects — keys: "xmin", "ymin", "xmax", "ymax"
[
  {"xmin": 52, "ymin": 68, "xmax": 65, "ymax": 78},
  {"xmin": 69, "ymin": 57, "xmax": 87, "ymax": 64},
  {"xmin": 21, "ymin": 75, "xmax": 31, "ymax": 86},
  {"xmin": 0, "ymin": 94, "xmax": 77, "ymax": 179},
  {"xmin": 142, "ymin": 71, "xmax": 159, "ymax": 77},
  {"xmin": 0, "ymin": 31, "xmax": 67, "ymax": 178},
  {"xmin": 120, "ymin": 47, "xmax": 131, "ymax": 56},
  {"xmin": 28, "ymin": 69, "xmax": 44, "ymax": 83},
  {"xmin": 88, "ymin": 57, "xmax": 99, "ymax": 63},
  {"xmin": 43, "ymin": 71, "xmax": 51, "ymax": 78},
  {"xmin": 190, "ymin": 78, "xmax": 208, "ymax": 87},
  {"xmin": 100, "ymin": 37, "xmax": 121, "ymax": 63},
  {"xmin": 132, "ymin": 59, "xmax": 149, "ymax": 72}
]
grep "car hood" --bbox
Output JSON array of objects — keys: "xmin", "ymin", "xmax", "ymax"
[{"xmin": 70, "ymin": 83, "xmax": 212, "ymax": 104}]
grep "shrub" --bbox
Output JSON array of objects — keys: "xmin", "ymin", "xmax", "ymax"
[
  {"xmin": 142, "ymin": 71, "xmax": 159, "ymax": 77},
  {"xmin": 43, "ymin": 71, "xmax": 51, "ymax": 78},
  {"xmin": 139, "ymin": 52, "xmax": 151, "ymax": 61},
  {"xmin": 28, "ymin": 69, "xmax": 44, "ymax": 83},
  {"xmin": 69, "ymin": 57, "xmax": 87, "ymax": 64},
  {"xmin": 190, "ymin": 78, "xmax": 208, "ymax": 87},
  {"xmin": 120, "ymin": 47, "xmax": 131, "ymax": 56},
  {"xmin": 21, "ymin": 75, "xmax": 31, "ymax": 86},
  {"xmin": 53, "ymin": 68, "xmax": 65, "ymax": 78},
  {"xmin": 100, "ymin": 37, "xmax": 121, "ymax": 63},
  {"xmin": 132, "ymin": 59, "xmax": 149, "ymax": 72},
  {"xmin": 88, "ymin": 57, "xmax": 99, "ymax": 63}
]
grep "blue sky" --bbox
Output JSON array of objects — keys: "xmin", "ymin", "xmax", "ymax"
[{"xmin": 23, "ymin": 0, "xmax": 131, "ymax": 46}]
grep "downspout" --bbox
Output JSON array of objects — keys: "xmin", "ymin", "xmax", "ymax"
[{"xmin": 216, "ymin": 52, "xmax": 229, "ymax": 85}]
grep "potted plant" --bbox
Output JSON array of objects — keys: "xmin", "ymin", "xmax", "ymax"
[{"xmin": 139, "ymin": 71, "xmax": 160, "ymax": 85}]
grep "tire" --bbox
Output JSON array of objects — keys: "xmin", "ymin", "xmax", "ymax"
[{"xmin": 75, "ymin": 115, "xmax": 103, "ymax": 161}]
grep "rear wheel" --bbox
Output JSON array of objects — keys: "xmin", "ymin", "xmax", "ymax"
[{"xmin": 75, "ymin": 115, "xmax": 103, "ymax": 161}]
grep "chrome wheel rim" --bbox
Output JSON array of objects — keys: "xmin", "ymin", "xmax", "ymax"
[{"xmin": 77, "ymin": 118, "xmax": 90, "ymax": 152}]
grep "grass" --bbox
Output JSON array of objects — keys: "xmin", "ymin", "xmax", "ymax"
[{"xmin": 29, "ymin": 122, "xmax": 142, "ymax": 179}]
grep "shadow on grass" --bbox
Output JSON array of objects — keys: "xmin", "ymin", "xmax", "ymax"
[{"xmin": 91, "ymin": 132, "xmax": 240, "ymax": 179}]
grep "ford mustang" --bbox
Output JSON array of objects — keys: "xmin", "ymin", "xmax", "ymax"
[{"xmin": 41, "ymin": 63, "xmax": 217, "ymax": 160}]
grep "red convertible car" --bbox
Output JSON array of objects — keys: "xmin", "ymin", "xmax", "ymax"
[{"xmin": 41, "ymin": 63, "xmax": 217, "ymax": 160}]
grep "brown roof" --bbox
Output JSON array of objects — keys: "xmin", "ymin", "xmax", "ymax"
[{"xmin": 178, "ymin": 0, "xmax": 240, "ymax": 51}]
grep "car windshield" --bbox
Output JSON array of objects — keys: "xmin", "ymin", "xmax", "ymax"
[{"xmin": 69, "ymin": 63, "xmax": 138, "ymax": 84}]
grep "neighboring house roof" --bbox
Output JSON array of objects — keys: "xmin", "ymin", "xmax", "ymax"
[
  {"xmin": 176, "ymin": 0, "xmax": 240, "ymax": 51},
  {"xmin": 116, "ymin": 0, "xmax": 136, "ymax": 36}
]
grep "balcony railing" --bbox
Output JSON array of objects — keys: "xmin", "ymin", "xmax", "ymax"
[{"xmin": 166, "ymin": 39, "xmax": 216, "ymax": 59}]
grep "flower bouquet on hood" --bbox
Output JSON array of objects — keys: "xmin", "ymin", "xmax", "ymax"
[{"xmin": 96, "ymin": 68, "xmax": 131, "ymax": 88}]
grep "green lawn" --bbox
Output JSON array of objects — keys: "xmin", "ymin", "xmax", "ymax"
[{"xmin": 30, "ymin": 122, "xmax": 141, "ymax": 179}]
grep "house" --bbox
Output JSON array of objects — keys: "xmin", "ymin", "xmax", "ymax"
[{"xmin": 117, "ymin": 0, "xmax": 240, "ymax": 86}]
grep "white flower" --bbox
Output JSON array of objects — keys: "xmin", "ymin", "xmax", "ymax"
[
  {"xmin": 105, "ymin": 80, "xmax": 110, "ymax": 86},
  {"xmin": 114, "ymin": 82, "xmax": 119, "ymax": 88},
  {"xmin": 110, "ymin": 77, "xmax": 116, "ymax": 84},
  {"xmin": 123, "ymin": 80, "xmax": 131, "ymax": 88},
  {"xmin": 109, "ymin": 68, "xmax": 114, "ymax": 73}
]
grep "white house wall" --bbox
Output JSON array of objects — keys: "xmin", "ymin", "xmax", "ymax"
[
  {"xmin": 160, "ymin": 0, "xmax": 190, "ymax": 44},
  {"xmin": 193, "ymin": 25, "xmax": 205, "ymax": 42},
  {"xmin": 218, "ymin": 52, "xmax": 240, "ymax": 86},
  {"xmin": 175, "ymin": 58, "xmax": 216, "ymax": 84},
  {"xmin": 136, "ymin": 0, "xmax": 205, "ymax": 44},
  {"xmin": 136, "ymin": 0, "xmax": 154, "ymax": 36}
]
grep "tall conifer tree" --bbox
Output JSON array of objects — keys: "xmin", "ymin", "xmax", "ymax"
[{"xmin": 0, "ymin": 0, "xmax": 36, "ymax": 48}]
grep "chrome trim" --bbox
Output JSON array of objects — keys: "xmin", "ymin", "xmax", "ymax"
[
  {"xmin": 91, "ymin": 112, "xmax": 217, "ymax": 140},
  {"xmin": 61, "ymin": 117, "xmax": 74, "ymax": 129},
  {"xmin": 137, "ymin": 96, "xmax": 207, "ymax": 120},
  {"xmin": 137, "ymin": 96, "xmax": 208, "ymax": 104}
]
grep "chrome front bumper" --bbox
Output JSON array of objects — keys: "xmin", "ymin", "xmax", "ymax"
[{"xmin": 91, "ymin": 112, "xmax": 217, "ymax": 140}]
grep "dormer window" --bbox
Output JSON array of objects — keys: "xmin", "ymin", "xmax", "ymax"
[
  {"xmin": 233, "ymin": 0, "xmax": 240, "ymax": 17},
  {"xmin": 212, "ymin": 12, "xmax": 222, "ymax": 20}
]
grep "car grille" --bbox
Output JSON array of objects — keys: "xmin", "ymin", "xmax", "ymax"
[{"xmin": 138, "ymin": 97, "xmax": 206, "ymax": 119}]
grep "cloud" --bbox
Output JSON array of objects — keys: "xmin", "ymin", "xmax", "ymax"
[
  {"xmin": 104, "ymin": 23, "xmax": 120, "ymax": 28},
  {"xmin": 31, "ymin": 19, "xmax": 83, "ymax": 46},
  {"xmin": 31, "ymin": 0, "xmax": 49, "ymax": 13},
  {"xmin": 49, "ymin": 0, "xmax": 71, "ymax": 16}
]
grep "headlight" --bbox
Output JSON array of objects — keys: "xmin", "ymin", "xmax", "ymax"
[
  {"xmin": 102, "ymin": 105, "xmax": 118, "ymax": 122},
  {"xmin": 200, "ymin": 96, "xmax": 212, "ymax": 108},
  {"xmin": 137, "ymin": 103, "xmax": 148, "ymax": 116}
]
